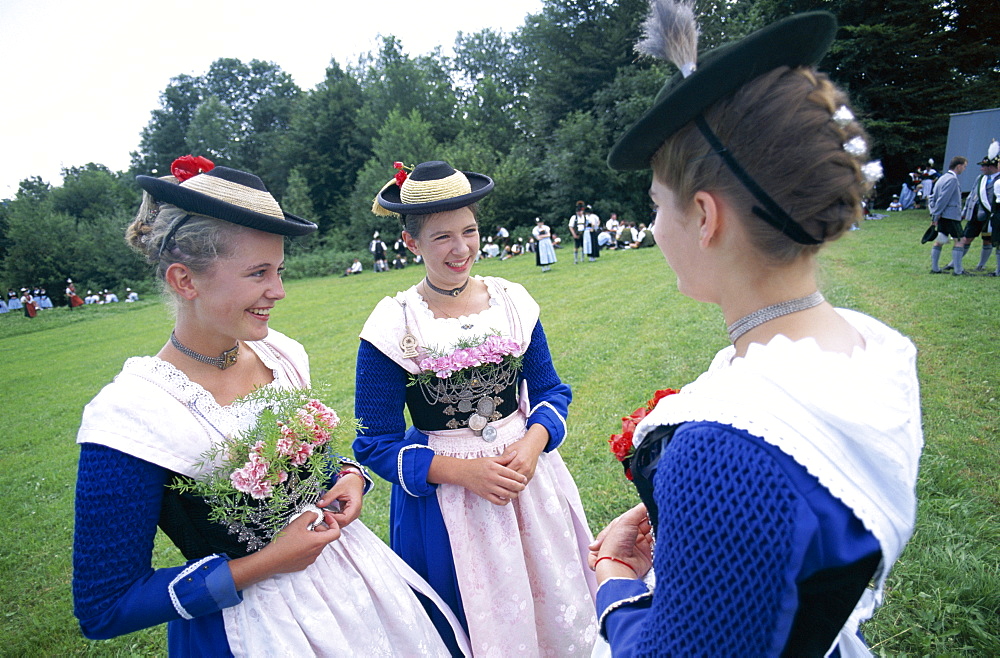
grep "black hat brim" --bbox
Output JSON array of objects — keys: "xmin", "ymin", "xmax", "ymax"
[
  {"xmin": 136, "ymin": 175, "xmax": 317, "ymax": 237},
  {"xmin": 608, "ymin": 12, "xmax": 838, "ymax": 171},
  {"xmin": 377, "ymin": 172, "xmax": 494, "ymax": 215}
]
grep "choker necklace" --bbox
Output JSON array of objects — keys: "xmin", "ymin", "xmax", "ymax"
[
  {"xmin": 727, "ymin": 291, "xmax": 825, "ymax": 343},
  {"xmin": 424, "ymin": 277, "xmax": 469, "ymax": 297},
  {"xmin": 170, "ymin": 331, "xmax": 239, "ymax": 369}
]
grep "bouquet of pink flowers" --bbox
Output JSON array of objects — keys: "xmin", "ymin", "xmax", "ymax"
[
  {"xmin": 173, "ymin": 386, "xmax": 360, "ymax": 551},
  {"xmin": 414, "ymin": 332, "xmax": 523, "ymax": 383}
]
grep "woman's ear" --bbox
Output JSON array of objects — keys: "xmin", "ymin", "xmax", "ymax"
[
  {"xmin": 692, "ymin": 190, "xmax": 722, "ymax": 248},
  {"xmin": 164, "ymin": 263, "xmax": 198, "ymax": 301},
  {"xmin": 402, "ymin": 230, "xmax": 420, "ymax": 256}
]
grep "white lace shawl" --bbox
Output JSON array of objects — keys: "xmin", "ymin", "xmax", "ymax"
[
  {"xmin": 359, "ymin": 275, "xmax": 540, "ymax": 373},
  {"xmin": 633, "ymin": 308, "xmax": 922, "ymax": 650},
  {"xmin": 77, "ymin": 329, "xmax": 310, "ymax": 478}
]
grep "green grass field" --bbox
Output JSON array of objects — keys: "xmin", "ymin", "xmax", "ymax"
[{"xmin": 0, "ymin": 209, "xmax": 997, "ymax": 655}]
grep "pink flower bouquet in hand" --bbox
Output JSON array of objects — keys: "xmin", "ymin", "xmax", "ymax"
[{"xmin": 172, "ymin": 386, "xmax": 360, "ymax": 552}]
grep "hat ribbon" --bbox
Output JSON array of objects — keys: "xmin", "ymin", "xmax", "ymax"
[
  {"xmin": 158, "ymin": 214, "xmax": 193, "ymax": 260},
  {"xmin": 695, "ymin": 115, "xmax": 822, "ymax": 245}
]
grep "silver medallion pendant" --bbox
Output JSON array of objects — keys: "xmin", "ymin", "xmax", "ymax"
[
  {"xmin": 468, "ymin": 413, "xmax": 488, "ymax": 431},
  {"xmin": 476, "ymin": 397, "xmax": 496, "ymax": 418},
  {"xmin": 482, "ymin": 425, "xmax": 498, "ymax": 442}
]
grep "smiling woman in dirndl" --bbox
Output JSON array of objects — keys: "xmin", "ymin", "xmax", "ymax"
[
  {"xmin": 72, "ymin": 155, "xmax": 469, "ymax": 656},
  {"xmin": 354, "ymin": 160, "xmax": 598, "ymax": 655}
]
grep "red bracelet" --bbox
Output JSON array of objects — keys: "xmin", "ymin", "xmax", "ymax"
[
  {"xmin": 337, "ymin": 469, "xmax": 363, "ymax": 481},
  {"xmin": 595, "ymin": 556, "xmax": 638, "ymax": 576}
]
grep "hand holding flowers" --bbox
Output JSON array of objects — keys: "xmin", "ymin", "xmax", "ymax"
[{"xmin": 172, "ymin": 386, "xmax": 362, "ymax": 553}]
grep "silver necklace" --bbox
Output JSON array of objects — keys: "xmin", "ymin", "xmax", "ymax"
[
  {"xmin": 170, "ymin": 331, "xmax": 239, "ymax": 369},
  {"xmin": 726, "ymin": 291, "xmax": 825, "ymax": 343}
]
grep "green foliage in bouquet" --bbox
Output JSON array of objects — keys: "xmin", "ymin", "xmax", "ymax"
[{"xmin": 171, "ymin": 385, "xmax": 360, "ymax": 551}]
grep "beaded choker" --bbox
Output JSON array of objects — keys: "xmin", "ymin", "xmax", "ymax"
[
  {"xmin": 726, "ymin": 291, "xmax": 825, "ymax": 343},
  {"xmin": 424, "ymin": 277, "xmax": 469, "ymax": 297},
  {"xmin": 170, "ymin": 331, "xmax": 239, "ymax": 369}
]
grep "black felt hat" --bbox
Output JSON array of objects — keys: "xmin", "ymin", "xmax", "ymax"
[
  {"xmin": 136, "ymin": 167, "xmax": 317, "ymax": 236},
  {"xmin": 608, "ymin": 10, "xmax": 838, "ymax": 171},
  {"xmin": 374, "ymin": 161, "xmax": 493, "ymax": 216}
]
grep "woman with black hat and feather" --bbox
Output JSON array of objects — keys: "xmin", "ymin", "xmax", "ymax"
[
  {"xmin": 587, "ymin": 2, "xmax": 922, "ymax": 656},
  {"xmin": 355, "ymin": 160, "xmax": 598, "ymax": 654},
  {"xmin": 72, "ymin": 157, "xmax": 469, "ymax": 656}
]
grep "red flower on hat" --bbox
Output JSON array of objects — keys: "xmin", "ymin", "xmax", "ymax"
[
  {"xmin": 608, "ymin": 388, "xmax": 679, "ymax": 480},
  {"xmin": 392, "ymin": 161, "xmax": 412, "ymax": 186},
  {"xmin": 171, "ymin": 155, "xmax": 215, "ymax": 182}
]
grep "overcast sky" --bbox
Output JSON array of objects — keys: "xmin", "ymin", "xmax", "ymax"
[{"xmin": 0, "ymin": 0, "xmax": 544, "ymax": 199}]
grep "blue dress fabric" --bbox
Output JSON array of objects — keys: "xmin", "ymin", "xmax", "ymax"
[
  {"xmin": 597, "ymin": 421, "xmax": 880, "ymax": 656},
  {"xmin": 73, "ymin": 443, "xmax": 237, "ymax": 654}
]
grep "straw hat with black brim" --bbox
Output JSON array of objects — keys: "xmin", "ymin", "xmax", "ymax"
[
  {"xmin": 136, "ymin": 167, "xmax": 317, "ymax": 236},
  {"xmin": 374, "ymin": 161, "xmax": 494, "ymax": 217}
]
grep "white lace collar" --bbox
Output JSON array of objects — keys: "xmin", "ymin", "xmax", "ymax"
[
  {"xmin": 117, "ymin": 340, "xmax": 292, "ymax": 452},
  {"xmin": 410, "ymin": 275, "xmax": 502, "ymax": 327}
]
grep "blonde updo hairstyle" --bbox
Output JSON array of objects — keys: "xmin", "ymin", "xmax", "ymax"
[
  {"xmin": 125, "ymin": 178, "xmax": 252, "ymax": 304},
  {"xmin": 651, "ymin": 66, "xmax": 872, "ymax": 263}
]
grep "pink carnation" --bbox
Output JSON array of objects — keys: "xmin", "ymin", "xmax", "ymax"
[
  {"xmin": 311, "ymin": 427, "xmax": 331, "ymax": 445},
  {"xmin": 248, "ymin": 479, "xmax": 273, "ymax": 500},
  {"xmin": 276, "ymin": 437, "xmax": 296, "ymax": 457},
  {"xmin": 291, "ymin": 441, "xmax": 313, "ymax": 466},
  {"xmin": 248, "ymin": 459, "xmax": 269, "ymax": 480},
  {"xmin": 305, "ymin": 400, "xmax": 340, "ymax": 428},
  {"xmin": 230, "ymin": 466, "xmax": 255, "ymax": 494},
  {"xmin": 296, "ymin": 409, "xmax": 316, "ymax": 430}
]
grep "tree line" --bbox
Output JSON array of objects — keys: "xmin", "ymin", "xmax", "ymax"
[{"xmin": 2, "ymin": 0, "xmax": 996, "ymax": 302}]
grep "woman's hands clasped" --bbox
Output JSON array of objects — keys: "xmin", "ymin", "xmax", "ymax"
[
  {"xmin": 455, "ymin": 454, "xmax": 528, "ymax": 506},
  {"xmin": 428, "ymin": 426, "xmax": 549, "ymax": 506}
]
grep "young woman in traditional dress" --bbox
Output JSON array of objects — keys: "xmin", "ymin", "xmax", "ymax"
[
  {"xmin": 355, "ymin": 160, "xmax": 598, "ymax": 656},
  {"xmin": 72, "ymin": 157, "xmax": 469, "ymax": 656},
  {"xmin": 589, "ymin": 3, "xmax": 923, "ymax": 656}
]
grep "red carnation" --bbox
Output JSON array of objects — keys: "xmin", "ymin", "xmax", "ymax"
[
  {"xmin": 393, "ymin": 161, "xmax": 404, "ymax": 169},
  {"xmin": 607, "ymin": 387, "xmax": 681, "ymax": 483},
  {"xmin": 609, "ymin": 432, "xmax": 633, "ymax": 462},
  {"xmin": 648, "ymin": 388, "xmax": 680, "ymax": 409},
  {"xmin": 171, "ymin": 155, "xmax": 215, "ymax": 182},
  {"xmin": 395, "ymin": 169, "xmax": 408, "ymax": 186}
]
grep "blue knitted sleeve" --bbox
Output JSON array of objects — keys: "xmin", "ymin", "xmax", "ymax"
[
  {"xmin": 600, "ymin": 422, "xmax": 813, "ymax": 656},
  {"xmin": 520, "ymin": 320, "xmax": 572, "ymax": 451},
  {"xmin": 353, "ymin": 339, "xmax": 436, "ymax": 496},
  {"xmin": 73, "ymin": 443, "xmax": 239, "ymax": 639}
]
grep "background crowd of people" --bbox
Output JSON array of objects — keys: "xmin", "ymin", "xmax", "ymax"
[{"xmin": 0, "ymin": 280, "xmax": 139, "ymax": 318}]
